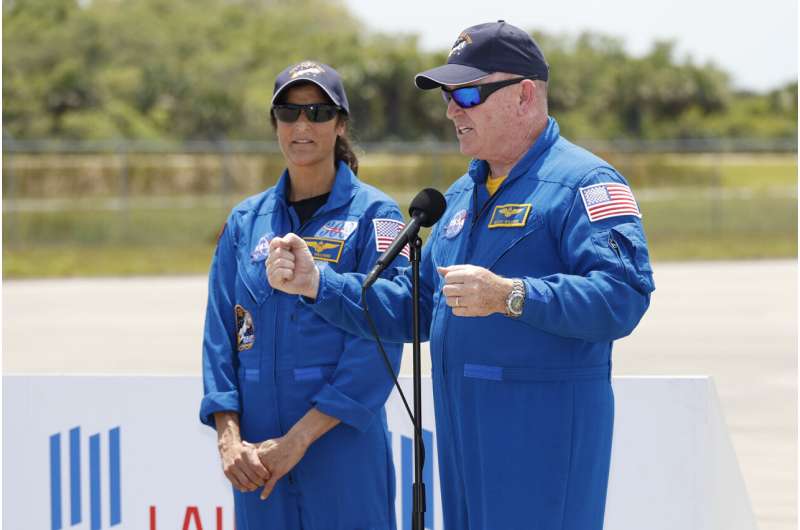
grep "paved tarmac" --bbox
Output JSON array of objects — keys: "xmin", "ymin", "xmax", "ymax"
[{"xmin": 4, "ymin": 260, "xmax": 796, "ymax": 530}]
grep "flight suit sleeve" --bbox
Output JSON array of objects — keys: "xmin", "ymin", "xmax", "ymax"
[
  {"xmin": 304, "ymin": 214, "xmax": 437, "ymax": 345},
  {"xmin": 517, "ymin": 169, "xmax": 656, "ymax": 342},
  {"xmin": 310, "ymin": 206, "xmax": 412, "ymax": 432},
  {"xmin": 199, "ymin": 217, "xmax": 241, "ymax": 427}
]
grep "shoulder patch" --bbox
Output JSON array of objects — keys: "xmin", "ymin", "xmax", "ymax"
[
  {"xmin": 579, "ymin": 183, "xmax": 641, "ymax": 222},
  {"xmin": 373, "ymin": 218, "xmax": 409, "ymax": 259},
  {"xmin": 235, "ymin": 304, "xmax": 255, "ymax": 351}
]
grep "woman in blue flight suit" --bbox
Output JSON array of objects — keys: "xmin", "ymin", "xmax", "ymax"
[{"xmin": 199, "ymin": 61, "xmax": 406, "ymax": 530}]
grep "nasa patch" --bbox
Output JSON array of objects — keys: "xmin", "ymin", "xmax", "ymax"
[
  {"xmin": 251, "ymin": 233, "xmax": 274, "ymax": 262},
  {"xmin": 315, "ymin": 220, "xmax": 358, "ymax": 240},
  {"xmin": 235, "ymin": 304, "xmax": 255, "ymax": 352},
  {"xmin": 444, "ymin": 209, "xmax": 468, "ymax": 239}
]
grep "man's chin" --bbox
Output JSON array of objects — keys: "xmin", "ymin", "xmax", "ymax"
[{"xmin": 456, "ymin": 138, "xmax": 478, "ymax": 158}]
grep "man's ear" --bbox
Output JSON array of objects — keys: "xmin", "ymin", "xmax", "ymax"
[{"xmin": 518, "ymin": 79, "xmax": 537, "ymax": 114}]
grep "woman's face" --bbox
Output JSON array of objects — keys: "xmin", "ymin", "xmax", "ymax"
[{"xmin": 275, "ymin": 83, "xmax": 344, "ymax": 171}]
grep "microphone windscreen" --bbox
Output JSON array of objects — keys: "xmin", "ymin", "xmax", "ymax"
[{"xmin": 409, "ymin": 188, "xmax": 447, "ymax": 227}]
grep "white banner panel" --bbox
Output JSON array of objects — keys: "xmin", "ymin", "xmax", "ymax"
[{"xmin": 3, "ymin": 376, "xmax": 756, "ymax": 530}]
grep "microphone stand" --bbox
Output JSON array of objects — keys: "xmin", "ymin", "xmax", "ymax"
[{"xmin": 410, "ymin": 235, "xmax": 426, "ymax": 530}]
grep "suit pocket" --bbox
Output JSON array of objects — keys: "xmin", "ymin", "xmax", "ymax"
[{"xmin": 608, "ymin": 223, "xmax": 655, "ymax": 294}]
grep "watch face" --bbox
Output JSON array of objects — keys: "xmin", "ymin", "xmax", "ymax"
[{"xmin": 510, "ymin": 294, "xmax": 524, "ymax": 315}]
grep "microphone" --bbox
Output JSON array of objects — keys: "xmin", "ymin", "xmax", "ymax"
[{"xmin": 362, "ymin": 188, "xmax": 447, "ymax": 289}]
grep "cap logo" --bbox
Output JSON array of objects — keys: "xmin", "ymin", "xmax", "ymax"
[
  {"xmin": 448, "ymin": 32, "xmax": 473, "ymax": 58},
  {"xmin": 290, "ymin": 61, "xmax": 325, "ymax": 79}
]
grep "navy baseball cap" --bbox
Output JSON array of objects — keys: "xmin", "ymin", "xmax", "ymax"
[
  {"xmin": 272, "ymin": 61, "xmax": 350, "ymax": 114},
  {"xmin": 415, "ymin": 21, "xmax": 549, "ymax": 89}
]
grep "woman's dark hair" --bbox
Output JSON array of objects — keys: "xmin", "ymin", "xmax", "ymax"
[
  {"xmin": 333, "ymin": 115, "xmax": 358, "ymax": 175},
  {"xmin": 270, "ymin": 82, "xmax": 359, "ymax": 175}
]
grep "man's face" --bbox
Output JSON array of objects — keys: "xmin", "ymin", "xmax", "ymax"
[{"xmin": 444, "ymin": 73, "xmax": 523, "ymax": 163}]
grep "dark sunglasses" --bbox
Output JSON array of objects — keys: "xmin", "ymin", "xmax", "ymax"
[
  {"xmin": 272, "ymin": 103, "xmax": 341, "ymax": 123},
  {"xmin": 441, "ymin": 76, "xmax": 539, "ymax": 109}
]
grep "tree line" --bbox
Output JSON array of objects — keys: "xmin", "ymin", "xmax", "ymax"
[{"xmin": 4, "ymin": 0, "xmax": 796, "ymax": 143}]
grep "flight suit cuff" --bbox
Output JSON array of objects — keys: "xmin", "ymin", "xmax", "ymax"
[
  {"xmin": 311, "ymin": 384, "xmax": 375, "ymax": 432},
  {"xmin": 519, "ymin": 277, "xmax": 555, "ymax": 324},
  {"xmin": 199, "ymin": 391, "xmax": 240, "ymax": 428},
  {"xmin": 303, "ymin": 264, "xmax": 345, "ymax": 307}
]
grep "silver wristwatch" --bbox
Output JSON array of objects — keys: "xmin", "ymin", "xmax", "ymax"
[{"xmin": 505, "ymin": 279, "xmax": 526, "ymax": 318}]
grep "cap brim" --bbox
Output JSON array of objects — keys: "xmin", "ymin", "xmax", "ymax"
[
  {"xmin": 271, "ymin": 77, "xmax": 346, "ymax": 112},
  {"xmin": 414, "ymin": 64, "xmax": 491, "ymax": 89}
]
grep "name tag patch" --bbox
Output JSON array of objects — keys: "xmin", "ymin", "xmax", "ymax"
[
  {"xmin": 488, "ymin": 204, "xmax": 532, "ymax": 228},
  {"xmin": 235, "ymin": 304, "xmax": 255, "ymax": 351},
  {"xmin": 315, "ymin": 220, "xmax": 358, "ymax": 240},
  {"xmin": 304, "ymin": 237, "xmax": 345, "ymax": 263}
]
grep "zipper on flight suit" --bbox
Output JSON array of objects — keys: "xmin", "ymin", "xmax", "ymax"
[
  {"xmin": 609, "ymin": 235, "xmax": 624, "ymax": 269},
  {"xmin": 438, "ymin": 184, "xmax": 500, "ymax": 377},
  {"xmin": 282, "ymin": 205, "xmax": 332, "ymax": 490},
  {"xmin": 271, "ymin": 204, "xmax": 321, "ymax": 447},
  {"xmin": 608, "ymin": 233, "xmax": 631, "ymax": 284}
]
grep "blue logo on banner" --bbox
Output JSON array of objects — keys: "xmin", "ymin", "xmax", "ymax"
[
  {"xmin": 49, "ymin": 426, "xmax": 121, "ymax": 530},
  {"xmin": 390, "ymin": 428, "xmax": 435, "ymax": 530}
]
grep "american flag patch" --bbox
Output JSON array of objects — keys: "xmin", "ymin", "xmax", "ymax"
[
  {"xmin": 579, "ymin": 183, "xmax": 642, "ymax": 222},
  {"xmin": 372, "ymin": 218, "xmax": 410, "ymax": 259}
]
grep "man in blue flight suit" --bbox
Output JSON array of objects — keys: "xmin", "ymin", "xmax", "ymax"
[
  {"xmin": 201, "ymin": 61, "xmax": 407, "ymax": 529},
  {"xmin": 267, "ymin": 22, "xmax": 655, "ymax": 530}
]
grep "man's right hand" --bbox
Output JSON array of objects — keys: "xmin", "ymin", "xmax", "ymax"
[{"xmin": 266, "ymin": 233, "xmax": 320, "ymax": 299}]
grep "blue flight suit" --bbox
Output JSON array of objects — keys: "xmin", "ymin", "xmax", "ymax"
[
  {"xmin": 200, "ymin": 161, "xmax": 406, "ymax": 530},
  {"xmin": 306, "ymin": 118, "xmax": 655, "ymax": 529}
]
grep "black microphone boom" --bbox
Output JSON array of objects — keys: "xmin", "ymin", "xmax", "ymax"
[{"xmin": 362, "ymin": 188, "xmax": 446, "ymax": 289}]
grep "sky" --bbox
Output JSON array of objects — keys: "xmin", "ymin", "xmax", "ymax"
[{"xmin": 343, "ymin": 0, "xmax": 798, "ymax": 93}]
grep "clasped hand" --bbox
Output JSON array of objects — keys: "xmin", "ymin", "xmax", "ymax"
[{"xmin": 219, "ymin": 435, "xmax": 308, "ymax": 500}]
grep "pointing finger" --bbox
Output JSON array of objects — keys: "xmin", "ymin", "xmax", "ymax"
[{"xmin": 260, "ymin": 476, "xmax": 279, "ymax": 501}]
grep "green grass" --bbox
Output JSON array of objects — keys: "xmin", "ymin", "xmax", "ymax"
[
  {"xmin": 4, "ymin": 151, "xmax": 796, "ymax": 277},
  {"xmin": 7, "ymin": 152, "xmax": 795, "ymax": 197},
  {"xmin": 4, "ymin": 243, "xmax": 217, "ymax": 278},
  {"xmin": 4, "ymin": 189, "xmax": 796, "ymax": 277}
]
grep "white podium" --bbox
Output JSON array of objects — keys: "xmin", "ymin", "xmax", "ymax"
[{"xmin": 3, "ymin": 375, "xmax": 757, "ymax": 530}]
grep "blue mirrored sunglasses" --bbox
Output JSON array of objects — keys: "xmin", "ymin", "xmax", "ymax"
[{"xmin": 441, "ymin": 76, "xmax": 539, "ymax": 109}]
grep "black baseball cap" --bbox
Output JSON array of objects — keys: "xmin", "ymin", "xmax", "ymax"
[
  {"xmin": 272, "ymin": 61, "xmax": 350, "ymax": 114},
  {"xmin": 415, "ymin": 20, "xmax": 549, "ymax": 89}
]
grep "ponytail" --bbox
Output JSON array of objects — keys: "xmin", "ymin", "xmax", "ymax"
[{"xmin": 335, "ymin": 129, "xmax": 359, "ymax": 175}]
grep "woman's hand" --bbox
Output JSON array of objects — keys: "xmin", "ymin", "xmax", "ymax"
[
  {"xmin": 218, "ymin": 439, "xmax": 271, "ymax": 492},
  {"xmin": 267, "ymin": 233, "xmax": 320, "ymax": 299}
]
